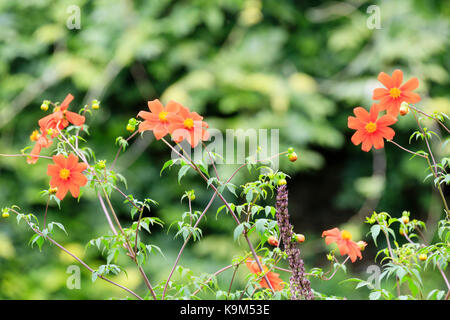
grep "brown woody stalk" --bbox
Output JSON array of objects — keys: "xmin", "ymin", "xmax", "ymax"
[{"xmin": 275, "ymin": 184, "xmax": 313, "ymax": 300}]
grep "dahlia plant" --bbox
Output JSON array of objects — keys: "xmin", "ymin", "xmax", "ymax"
[{"xmin": 0, "ymin": 70, "xmax": 448, "ymax": 300}]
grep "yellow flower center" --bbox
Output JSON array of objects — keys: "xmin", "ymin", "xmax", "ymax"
[
  {"xmin": 59, "ymin": 168, "xmax": 71, "ymax": 180},
  {"xmin": 389, "ymin": 87, "xmax": 401, "ymax": 99},
  {"xmin": 365, "ymin": 122, "xmax": 377, "ymax": 133},
  {"xmin": 158, "ymin": 111, "xmax": 168, "ymax": 121},
  {"xmin": 158, "ymin": 111, "xmax": 168, "ymax": 122},
  {"xmin": 30, "ymin": 130, "xmax": 40, "ymax": 142},
  {"xmin": 183, "ymin": 118, "xmax": 194, "ymax": 129},
  {"xmin": 341, "ymin": 230, "xmax": 352, "ymax": 240}
]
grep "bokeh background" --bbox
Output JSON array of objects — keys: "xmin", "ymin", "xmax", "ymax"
[{"xmin": 0, "ymin": 0, "xmax": 449, "ymax": 299}]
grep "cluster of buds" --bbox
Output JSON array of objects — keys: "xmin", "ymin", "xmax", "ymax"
[
  {"xmin": 49, "ymin": 187, "xmax": 58, "ymax": 195},
  {"xmin": 185, "ymin": 189, "xmax": 196, "ymax": 201},
  {"xmin": 96, "ymin": 160, "xmax": 107, "ymax": 169},
  {"xmin": 126, "ymin": 118, "xmax": 138, "ymax": 132},
  {"xmin": 275, "ymin": 183, "xmax": 313, "ymax": 300}
]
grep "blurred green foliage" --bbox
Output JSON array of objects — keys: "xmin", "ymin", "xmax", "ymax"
[{"xmin": 0, "ymin": 0, "xmax": 449, "ymax": 299}]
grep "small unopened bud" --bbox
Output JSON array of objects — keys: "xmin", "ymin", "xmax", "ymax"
[
  {"xmin": 288, "ymin": 152, "xmax": 298, "ymax": 162},
  {"xmin": 295, "ymin": 234, "xmax": 305, "ymax": 243},
  {"xmin": 399, "ymin": 102, "xmax": 410, "ymax": 116},
  {"xmin": 287, "ymin": 147, "xmax": 294, "ymax": 154},
  {"xmin": 126, "ymin": 124, "xmax": 135, "ymax": 132},
  {"xmin": 418, "ymin": 253, "xmax": 427, "ymax": 261},
  {"xmin": 40, "ymin": 103, "xmax": 49, "ymax": 111},
  {"xmin": 97, "ymin": 160, "xmax": 106, "ymax": 169},
  {"xmin": 357, "ymin": 241, "xmax": 367, "ymax": 251},
  {"xmin": 127, "ymin": 118, "xmax": 137, "ymax": 132},
  {"xmin": 92, "ymin": 100, "xmax": 100, "ymax": 110},
  {"xmin": 399, "ymin": 228, "xmax": 408, "ymax": 236},
  {"xmin": 49, "ymin": 187, "xmax": 58, "ymax": 195},
  {"xmin": 401, "ymin": 216, "xmax": 409, "ymax": 224},
  {"xmin": 278, "ymin": 178, "xmax": 287, "ymax": 186},
  {"xmin": 267, "ymin": 236, "xmax": 279, "ymax": 246},
  {"xmin": 30, "ymin": 130, "xmax": 40, "ymax": 142},
  {"xmin": 2, "ymin": 208, "xmax": 9, "ymax": 218}
]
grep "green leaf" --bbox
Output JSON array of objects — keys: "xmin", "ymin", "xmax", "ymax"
[
  {"xmin": 370, "ymin": 225, "xmax": 381, "ymax": 246},
  {"xmin": 178, "ymin": 165, "xmax": 191, "ymax": 184},
  {"xmin": 160, "ymin": 159, "xmax": 174, "ymax": 176}
]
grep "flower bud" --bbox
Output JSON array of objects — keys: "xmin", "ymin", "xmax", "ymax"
[
  {"xmin": 49, "ymin": 187, "xmax": 58, "ymax": 195},
  {"xmin": 2, "ymin": 208, "xmax": 9, "ymax": 218},
  {"xmin": 267, "ymin": 236, "xmax": 279, "ymax": 246},
  {"xmin": 30, "ymin": 130, "xmax": 40, "ymax": 142},
  {"xmin": 288, "ymin": 147, "xmax": 294, "ymax": 154},
  {"xmin": 40, "ymin": 103, "xmax": 49, "ymax": 111},
  {"xmin": 418, "ymin": 253, "xmax": 427, "ymax": 261},
  {"xmin": 357, "ymin": 241, "xmax": 367, "ymax": 251},
  {"xmin": 278, "ymin": 178, "xmax": 287, "ymax": 186},
  {"xmin": 92, "ymin": 100, "xmax": 100, "ymax": 110},
  {"xmin": 401, "ymin": 216, "xmax": 409, "ymax": 224},
  {"xmin": 127, "ymin": 118, "xmax": 137, "ymax": 132},
  {"xmin": 97, "ymin": 160, "xmax": 106, "ymax": 169},
  {"xmin": 399, "ymin": 102, "xmax": 410, "ymax": 116},
  {"xmin": 126, "ymin": 124, "xmax": 135, "ymax": 132},
  {"xmin": 295, "ymin": 234, "xmax": 305, "ymax": 243},
  {"xmin": 288, "ymin": 152, "xmax": 298, "ymax": 162},
  {"xmin": 399, "ymin": 228, "xmax": 408, "ymax": 236}
]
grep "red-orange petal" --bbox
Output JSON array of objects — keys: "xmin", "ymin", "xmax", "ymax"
[
  {"xmin": 377, "ymin": 72, "xmax": 394, "ymax": 88},
  {"xmin": 60, "ymin": 94, "xmax": 74, "ymax": 111},
  {"xmin": 391, "ymin": 69, "xmax": 403, "ymax": 88},
  {"xmin": 401, "ymin": 91, "xmax": 421, "ymax": 104},
  {"xmin": 400, "ymin": 77, "xmax": 419, "ymax": 92},
  {"xmin": 353, "ymin": 107, "xmax": 371, "ymax": 123},
  {"xmin": 65, "ymin": 111, "xmax": 85, "ymax": 126},
  {"xmin": 147, "ymin": 99, "xmax": 164, "ymax": 114}
]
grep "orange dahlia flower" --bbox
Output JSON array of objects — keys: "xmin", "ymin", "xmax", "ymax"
[
  {"xmin": 47, "ymin": 153, "xmax": 88, "ymax": 200},
  {"xmin": 322, "ymin": 228, "xmax": 362, "ymax": 263},
  {"xmin": 137, "ymin": 99, "xmax": 181, "ymax": 140},
  {"xmin": 348, "ymin": 103, "xmax": 397, "ymax": 152},
  {"xmin": 372, "ymin": 69, "xmax": 421, "ymax": 116},
  {"xmin": 38, "ymin": 94, "xmax": 85, "ymax": 137},
  {"xmin": 167, "ymin": 106, "xmax": 209, "ymax": 148},
  {"xmin": 246, "ymin": 256, "xmax": 284, "ymax": 291},
  {"xmin": 27, "ymin": 128, "xmax": 53, "ymax": 164}
]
